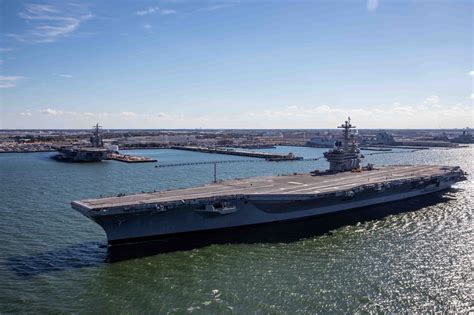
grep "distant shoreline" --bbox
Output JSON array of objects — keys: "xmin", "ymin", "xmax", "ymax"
[{"xmin": 0, "ymin": 145, "xmax": 470, "ymax": 154}]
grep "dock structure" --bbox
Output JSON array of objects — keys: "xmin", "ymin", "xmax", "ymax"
[
  {"xmin": 171, "ymin": 145, "xmax": 303, "ymax": 161},
  {"xmin": 73, "ymin": 165, "xmax": 458, "ymax": 211},
  {"xmin": 106, "ymin": 153, "xmax": 157, "ymax": 163}
]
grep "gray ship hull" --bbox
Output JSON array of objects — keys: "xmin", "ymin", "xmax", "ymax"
[
  {"xmin": 55, "ymin": 147, "xmax": 107, "ymax": 162},
  {"xmin": 72, "ymin": 165, "xmax": 465, "ymax": 245}
]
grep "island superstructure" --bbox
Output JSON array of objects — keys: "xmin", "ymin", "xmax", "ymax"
[
  {"xmin": 323, "ymin": 118, "xmax": 361, "ymax": 172},
  {"xmin": 71, "ymin": 118, "xmax": 466, "ymax": 245}
]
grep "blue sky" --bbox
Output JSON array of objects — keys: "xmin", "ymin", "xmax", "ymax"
[{"xmin": 0, "ymin": 0, "xmax": 472, "ymax": 129}]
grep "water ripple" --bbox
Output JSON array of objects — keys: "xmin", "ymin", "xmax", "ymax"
[{"xmin": 0, "ymin": 146, "xmax": 472, "ymax": 313}]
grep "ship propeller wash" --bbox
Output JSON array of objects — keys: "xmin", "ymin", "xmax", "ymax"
[{"xmin": 72, "ymin": 118, "xmax": 467, "ymax": 245}]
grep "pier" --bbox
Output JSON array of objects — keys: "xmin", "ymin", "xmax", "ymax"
[
  {"xmin": 171, "ymin": 145, "xmax": 303, "ymax": 161},
  {"xmin": 106, "ymin": 153, "xmax": 157, "ymax": 163}
]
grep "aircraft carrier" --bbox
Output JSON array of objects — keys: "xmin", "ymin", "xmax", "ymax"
[
  {"xmin": 54, "ymin": 124, "xmax": 108, "ymax": 162},
  {"xmin": 71, "ymin": 119, "xmax": 467, "ymax": 245}
]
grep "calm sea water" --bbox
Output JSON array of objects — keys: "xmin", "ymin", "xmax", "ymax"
[{"xmin": 0, "ymin": 146, "xmax": 472, "ymax": 313}]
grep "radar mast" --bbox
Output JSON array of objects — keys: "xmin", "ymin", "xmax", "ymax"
[{"xmin": 90, "ymin": 123, "xmax": 104, "ymax": 148}]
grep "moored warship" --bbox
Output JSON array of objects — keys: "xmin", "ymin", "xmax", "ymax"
[
  {"xmin": 72, "ymin": 119, "xmax": 467, "ymax": 245},
  {"xmin": 54, "ymin": 124, "xmax": 108, "ymax": 162}
]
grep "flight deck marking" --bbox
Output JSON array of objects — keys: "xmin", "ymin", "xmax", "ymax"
[
  {"xmin": 262, "ymin": 173, "xmax": 383, "ymax": 194},
  {"xmin": 279, "ymin": 173, "xmax": 425, "ymax": 194}
]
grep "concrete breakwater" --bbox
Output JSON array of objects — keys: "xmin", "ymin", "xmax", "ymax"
[{"xmin": 171, "ymin": 146, "xmax": 303, "ymax": 161}]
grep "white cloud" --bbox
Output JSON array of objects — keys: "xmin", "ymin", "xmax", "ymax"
[
  {"xmin": 59, "ymin": 74, "xmax": 73, "ymax": 78},
  {"xmin": 367, "ymin": 0, "xmax": 379, "ymax": 11},
  {"xmin": 39, "ymin": 108, "xmax": 63, "ymax": 116},
  {"xmin": 135, "ymin": 6, "xmax": 160, "ymax": 16},
  {"xmin": 199, "ymin": 1, "xmax": 239, "ymax": 12},
  {"xmin": 37, "ymin": 109, "xmax": 171, "ymax": 120},
  {"xmin": 120, "ymin": 111, "xmax": 138, "ymax": 117},
  {"xmin": 21, "ymin": 109, "xmax": 194, "ymax": 126},
  {"xmin": 424, "ymin": 95, "xmax": 440, "ymax": 104},
  {"xmin": 8, "ymin": 3, "xmax": 92, "ymax": 43},
  {"xmin": 135, "ymin": 6, "xmax": 176, "ymax": 16},
  {"xmin": 12, "ymin": 96, "xmax": 473, "ymax": 129},
  {"xmin": 0, "ymin": 76, "xmax": 24, "ymax": 88},
  {"xmin": 470, "ymin": 94, "xmax": 474, "ymax": 99},
  {"xmin": 157, "ymin": 112, "xmax": 175, "ymax": 119},
  {"xmin": 143, "ymin": 23, "xmax": 152, "ymax": 30},
  {"xmin": 161, "ymin": 9, "xmax": 176, "ymax": 15},
  {"xmin": 240, "ymin": 99, "xmax": 473, "ymax": 128},
  {"xmin": 422, "ymin": 95, "xmax": 442, "ymax": 108},
  {"xmin": 469, "ymin": 70, "xmax": 474, "ymax": 76},
  {"xmin": 0, "ymin": 47, "xmax": 14, "ymax": 52}
]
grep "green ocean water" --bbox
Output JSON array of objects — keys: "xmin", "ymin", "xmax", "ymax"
[{"xmin": 0, "ymin": 146, "xmax": 472, "ymax": 313}]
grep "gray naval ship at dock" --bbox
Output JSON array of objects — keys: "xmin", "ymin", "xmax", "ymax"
[
  {"xmin": 54, "ymin": 124, "xmax": 108, "ymax": 162},
  {"xmin": 72, "ymin": 119, "xmax": 467, "ymax": 245}
]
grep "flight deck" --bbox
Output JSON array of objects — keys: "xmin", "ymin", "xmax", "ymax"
[{"xmin": 73, "ymin": 165, "xmax": 459, "ymax": 212}]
